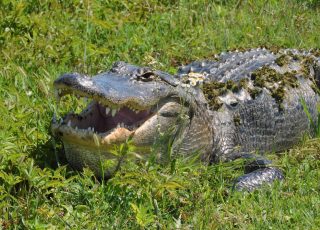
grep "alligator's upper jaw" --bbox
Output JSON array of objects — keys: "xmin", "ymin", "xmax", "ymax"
[{"xmin": 53, "ymin": 70, "xmax": 172, "ymax": 110}]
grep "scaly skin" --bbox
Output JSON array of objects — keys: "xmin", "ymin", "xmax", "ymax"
[
  {"xmin": 52, "ymin": 48, "xmax": 320, "ymax": 191},
  {"xmin": 178, "ymin": 48, "xmax": 320, "ymax": 161}
]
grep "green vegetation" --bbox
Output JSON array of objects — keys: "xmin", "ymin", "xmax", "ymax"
[{"xmin": 1, "ymin": 0, "xmax": 320, "ymax": 228}]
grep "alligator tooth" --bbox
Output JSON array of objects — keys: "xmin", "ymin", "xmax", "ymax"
[
  {"xmin": 105, "ymin": 107, "xmax": 110, "ymax": 115},
  {"xmin": 67, "ymin": 120, "xmax": 71, "ymax": 127},
  {"xmin": 112, "ymin": 108, "xmax": 117, "ymax": 117},
  {"xmin": 120, "ymin": 122, "xmax": 124, "ymax": 127},
  {"xmin": 93, "ymin": 133, "xmax": 100, "ymax": 147}
]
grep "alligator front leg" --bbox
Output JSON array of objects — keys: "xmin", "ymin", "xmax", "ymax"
[{"xmin": 229, "ymin": 153, "xmax": 284, "ymax": 191}]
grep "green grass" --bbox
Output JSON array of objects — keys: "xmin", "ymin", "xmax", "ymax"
[{"xmin": 1, "ymin": 0, "xmax": 320, "ymax": 228}]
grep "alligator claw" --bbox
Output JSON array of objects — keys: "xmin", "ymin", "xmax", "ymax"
[{"xmin": 233, "ymin": 167, "xmax": 284, "ymax": 192}]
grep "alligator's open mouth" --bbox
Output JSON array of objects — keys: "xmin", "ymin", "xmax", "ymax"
[
  {"xmin": 51, "ymin": 86, "xmax": 185, "ymax": 150},
  {"xmin": 51, "ymin": 91, "xmax": 157, "ymax": 148}
]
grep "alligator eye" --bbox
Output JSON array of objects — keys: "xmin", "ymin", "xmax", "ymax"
[
  {"xmin": 140, "ymin": 72, "xmax": 154, "ymax": 79},
  {"xmin": 230, "ymin": 101, "xmax": 238, "ymax": 107},
  {"xmin": 136, "ymin": 70, "xmax": 158, "ymax": 82}
]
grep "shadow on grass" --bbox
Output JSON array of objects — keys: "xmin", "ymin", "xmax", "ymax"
[
  {"xmin": 30, "ymin": 137, "xmax": 69, "ymax": 170},
  {"xmin": 29, "ymin": 137, "xmax": 110, "ymax": 181}
]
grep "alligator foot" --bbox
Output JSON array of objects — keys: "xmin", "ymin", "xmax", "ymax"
[{"xmin": 231, "ymin": 154, "xmax": 284, "ymax": 192}]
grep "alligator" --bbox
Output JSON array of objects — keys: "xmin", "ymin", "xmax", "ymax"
[{"xmin": 51, "ymin": 48, "xmax": 320, "ymax": 191}]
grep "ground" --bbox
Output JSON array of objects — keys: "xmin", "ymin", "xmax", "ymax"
[{"xmin": 0, "ymin": 0, "xmax": 320, "ymax": 228}]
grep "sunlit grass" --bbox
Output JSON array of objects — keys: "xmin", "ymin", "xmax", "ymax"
[{"xmin": 1, "ymin": 0, "xmax": 320, "ymax": 228}]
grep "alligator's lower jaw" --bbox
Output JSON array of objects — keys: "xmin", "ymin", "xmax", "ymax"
[{"xmin": 51, "ymin": 127, "xmax": 151, "ymax": 178}]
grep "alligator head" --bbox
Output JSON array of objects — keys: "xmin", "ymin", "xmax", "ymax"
[{"xmin": 51, "ymin": 62, "xmax": 213, "ymax": 177}]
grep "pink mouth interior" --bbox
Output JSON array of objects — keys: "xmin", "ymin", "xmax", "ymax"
[{"xmin": 64, "ymin": 102, "xmax": 152, "ymax": 133}]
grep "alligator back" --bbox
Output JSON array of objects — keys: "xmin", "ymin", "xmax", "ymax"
[{"xmin": 178, "ymin": 48, "xmax": 320, "ymax": 162}]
